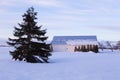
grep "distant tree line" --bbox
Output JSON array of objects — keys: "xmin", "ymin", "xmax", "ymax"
[
  {"xmin": 116, "ymin": 41, "xmax": 120, "ymax": 50},
  {"xmin": 98, "ymin": 41, "xmax": 120, "ymax": 51},
  {"xmin": 74, "ymin": 45, "xmax": 98, "ymax": 53}
]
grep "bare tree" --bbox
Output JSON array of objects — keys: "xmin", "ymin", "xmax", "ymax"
[
  {"xmin": 106, "ymin": 41, "xmax": 113, "ymax": 52},
  {"xmin": 116, "ymin": 41, "xmax": 120, "ymax": 50},
  {"xmin": 98, "ymin": 42, "xmax": 104, "ymax": 51}
]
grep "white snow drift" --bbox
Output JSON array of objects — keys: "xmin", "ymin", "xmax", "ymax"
[{"xmin": 0, "ymin": 47, "xmax": 120, "ymax": 80}]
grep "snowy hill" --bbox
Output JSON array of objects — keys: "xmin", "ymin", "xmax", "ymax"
[
  {"xmin": 0, "ymin": 39, "xmax": 8, "ymax": 46},
  {"xmin": 0, "ymin": 47, "xmax": 120, "ymax": 80}
]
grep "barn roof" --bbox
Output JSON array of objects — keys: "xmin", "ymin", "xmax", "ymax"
[{"xmin": 52, "ymin": 36, "xmax": 97, "ymax": 45}]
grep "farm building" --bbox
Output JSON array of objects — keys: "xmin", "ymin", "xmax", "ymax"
[{"xmin": 52, "ymin": 36, "xmax": 98, "ymax": 52}]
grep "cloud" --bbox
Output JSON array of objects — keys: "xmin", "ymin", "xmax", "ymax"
[
  {"xmin": 0, "ymin": 9, "xmax": 6, "ymax": 13},
  {"xmin": 97, "ymin": 26, "xmax": 120, "ymax": 32},
  {"xmin": 60, "ymin": 0, "xmax": 120, "ymax": 15},
  {"xmin": 0, "ymin": 0, "xmax": 13, "ymax": 6},
  {"xmin": 59, "ymin": 9, "xmax": 95, "ymax": 15},
  {"xmin": 0, "ymin": 0, "xmax": 65, "ymax": 8},
  {"xmin": 29, "ymin": 0, "xmax": 64, "ymax": 7}
]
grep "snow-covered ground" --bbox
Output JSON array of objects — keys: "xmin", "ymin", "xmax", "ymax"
[
  {"xmin": 0, "ymin": 47, "xmax": 120, "ymax": 80},
  {"xmin": 0, "ymin": 39, "xmax": 8, "ymax": 46}
]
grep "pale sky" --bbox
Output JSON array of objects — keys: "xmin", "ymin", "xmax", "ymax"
[{"xmin": 0, "ymin": 0, "xmax": 120, "ymax": 41}]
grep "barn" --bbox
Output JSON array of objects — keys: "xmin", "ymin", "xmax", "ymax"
[{"xmin": 51, "ymin": 36, "xmax": 98, "ymax": 52}]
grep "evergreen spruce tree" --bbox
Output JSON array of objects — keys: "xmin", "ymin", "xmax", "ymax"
[
  {"xmin": 89, "ymin": 45, "xmax": 93, "ymax": 51},
  {"xmin": 74, "ymin": 46, "xmax": 77, "ymax": 52},
  {"xmin": 78, "ymin": 46, "xmax": 81, "ymax": 52},
  {"xmin": 81, "ymin": 45, "xmax": 84, "ymax": 52},
  {"xmin": 7, "ymin": 7, "xmax": 51, "ymax": 63},
  {"xmin": 82, "ymin": 45, "xmax": 86, "ymax": 52},
  {"xmin": 92, "ymin": 45, "xmax": 95, "ymax": 53},
  {"xmin": 87, "ymin": 45, "xmax": 90, "ymax": 52},
  {"xmin": 94, "ymin": 45, "xmax": 99, "ymax": 53}
]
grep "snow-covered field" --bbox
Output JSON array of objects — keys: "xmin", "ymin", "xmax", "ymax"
[{"xmin": 0, "ymin": 47, "xmax": 120, "ymax": 80}]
